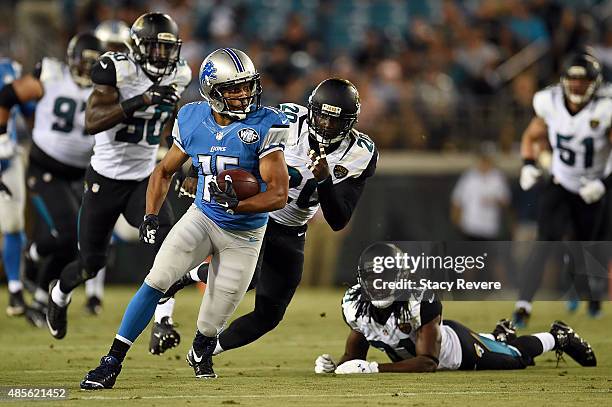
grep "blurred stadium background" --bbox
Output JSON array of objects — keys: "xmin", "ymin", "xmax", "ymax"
[{"xmin": 0, "ymin": 0, "xmax": 612, "ymax": 287}]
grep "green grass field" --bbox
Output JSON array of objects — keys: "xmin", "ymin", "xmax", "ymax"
[{"xmin": 1, "ymin": 287, "xmax": 610, "ymax": 406}]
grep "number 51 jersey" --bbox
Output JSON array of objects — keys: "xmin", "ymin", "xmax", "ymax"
[
  {"xmin": 534, "ymin": 84, "xmax": 612, "ymax": 193},
  {"xmin": 89, "ymin": 52, "xmax": 192, "ymax": 180}
]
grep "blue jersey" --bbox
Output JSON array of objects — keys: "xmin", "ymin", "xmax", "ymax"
[{"xmin": 173, "ymin": 102, "xmax": 289, "ymax": 231}]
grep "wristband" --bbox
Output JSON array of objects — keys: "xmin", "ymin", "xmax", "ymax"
[
  {"xmin": 523, "ymin": 158, "xmax": 536, "ymax": 166},
  {"xmin": 188, "ymin": 165, "xmax": 198, "ymax": 177},
  {"xmin": 0, "ymin": 124, "xmax": 7, "ymax": 134},
  {"xmin": 120, "ymin": 94, "xmax": 146, "ymax": 118}
]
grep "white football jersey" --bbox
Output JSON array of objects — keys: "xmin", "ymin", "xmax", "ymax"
[
  {"xmin": 533, "ymin": 84, "xmax": 612, "ymax": 193},
  {"xmin": 341, "ymin": 285, "xmax": 462, "ymax": 370},
  {"xmin": 90, "ymin": 52, "xmax": 192, "ymax": 180},
  {"xmin": 270, "ymin": 103, "xmax": 377, "ymax": 227},
  {"xmin": 32, "ymin": 58, "xmax": 94, "ymax": 168}
]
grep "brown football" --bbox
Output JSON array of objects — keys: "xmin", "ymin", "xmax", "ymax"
[{"xmin": 217, "ymin": 169, "xmax": 260, "ymax": 200}]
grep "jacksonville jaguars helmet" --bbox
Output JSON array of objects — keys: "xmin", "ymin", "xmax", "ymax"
[
  {"xmin": 128, "ymin": 13, "xmax": 182, "ymax": 78},
  {"xmin": 95, "ymin": 20, "xmax": 130, "ymax": 52},
  {"xmin": 307, "ymin": 78, "xmax": 360, "ymax": 146},
  {"xmin": 198, "ymin": 48, "xmax": 262, "ymax": 120},
  {"xmin": 67, "ymin": 32, "xmax": 103, "ymax": 88},
  {"xmin": 561, "ymin": 52, "xmax": 602, "ymax": 105},
  {"xmin": 358, "ymin": 242, "xmax": 404, "ymax": 309}
]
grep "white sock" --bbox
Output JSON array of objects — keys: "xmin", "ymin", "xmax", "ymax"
[
  {"xmin": 533, "ymin": 333, "xmax": 556, "ymax": 353},
  {"xmin": 51, "ymin": 283, "xmax": 71, "ymax": 307},
  {"xmin": 514, "ymin": 300, "xmax": 532, "ymax": 313},
  {"xmin": 29, "ymin": 243, "xmax": 40, "ymax": 262},
  {"xmin": 85, "ymin": 268, "xmax": 105, "ymax": 298},
  {"xmin": 154, "ymin": 297, "xmax": 175, "ymax": 324},
  {"xmin": 213, "ymin": 341, "xmax": 224, "ymax": 356},
  {"xmin": 34, "ymin": 288, "xmax": 48, "ymax": 304},
  {"xmin": 8, "ymin": 280, "xmax": 23, "ymax": 293}
]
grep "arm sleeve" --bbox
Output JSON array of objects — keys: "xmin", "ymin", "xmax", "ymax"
[
  {"xmin": 419, "ymin": 300, "xmax": 443, "ymax": 326},
  {"xmin": 90, "ymin": 56, "xmax": 117, "ymax": 87},
  {"xmin": 258, "ymin": 125, "xmax": 289, "ymax": 158},
  {"xmin": 171, "ymin": 119, "xmax": 186, "ymax": 153},
  {"xmin": 317, "ymin": 149, "xmax": 378, "ymax": 231}
]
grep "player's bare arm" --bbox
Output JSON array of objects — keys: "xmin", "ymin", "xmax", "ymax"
[
  {"xmin": 234, "ymin": 150, "xmax": 289, "ymax": 213},
  {"xmin": 146, "ymin": 143, "xmax": 189, "ymax": 215},
  {"xmin": 337, "ymin": 329, "xmax": 370, "ymax": 365},
  {"xmin": 520, "ymin": 116, "xmax": 548, "ymax": 161},
  {"xmin": 0, "ymin": 74, "xmax": 43, "ymax": 124},
  {"xmin": 84, "ymin": 84, "xmax": 124, "ymax": 134},
  {"xmin": 377, "ymin": 315, "xmax": 442, "ymax": 373}
]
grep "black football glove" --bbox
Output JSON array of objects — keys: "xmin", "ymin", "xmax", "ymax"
[
  {"xmin": 143, "ymin": 84, "xmax": 180, "ymax": 106},
  {"xmin": 139, "ymin": 214, "xmax": 160, "ymax": 244},
  {"xmin": 0, "ymin": 179, "xmax": 12, "ymax": 200},
  {"xmin": 209, "ymin": 175, "xmax": 239, "ymax": 214}
]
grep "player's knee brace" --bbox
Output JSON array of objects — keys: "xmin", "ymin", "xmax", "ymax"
[{"xmin": 254, "ymin": 295, "xmax": 288, "ymax": 332}]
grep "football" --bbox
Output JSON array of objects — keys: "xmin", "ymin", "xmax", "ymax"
[{"xmin": 217, "ymin": 168, "xmax": 260, "ymax": 200}]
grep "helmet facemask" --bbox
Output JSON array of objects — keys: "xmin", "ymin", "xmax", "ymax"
[
  {"xmin": 210, "ymin": 76, "xmax": 262, "ymax": 120},
  {"xmin": 131, "ymin": 34, "xmax": 182, "ymax": 78},
  {"xmin": 69, "ymin": 48, "xmax": 101, "ymax": 88},
  {"xmin": 307, "ymin": 102, "xmax": 358, "ymax": 146},
  {"xmin": 561, "ymin": 54, "xmax": 602, "ymax": 106},
  {"xmin": 562, "ymin": 73, "xmax": 601, "ymax": 106}
]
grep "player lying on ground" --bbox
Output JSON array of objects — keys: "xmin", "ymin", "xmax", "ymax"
[
  {"xmin": 80, "ymin": 47, "xmax": 289, "ymax": 389},
  {"xmin": 314, "ymin": 283, "xmax": 596, "ymax": 374},
  {"xmin": 148, "ymin": 78, "xmax": 378, "ymax": 357}
]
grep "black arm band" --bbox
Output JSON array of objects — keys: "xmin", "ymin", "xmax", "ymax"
[
  {"xmin": 602, "ymin": 173, "xmax": 612, "ymax": 189},
  {"xmin": 120, "ymin": 94, "xmax": 146, "ymax": 118},
  {"xmin": 0, "ymin": 83, "xmax": 20, "ymax": 110},
  {"xmin": 0, "ymin": 124, "xmax": 6, "ymax": 134},
  {"xmin": 188, "ymin": 165, "xmax": 198, "ymax": 178},
  {"xmin": 421, "ymin": 354, "xmax": 439, "ymax": 366},
  {"xmin": 523, "ymin": 158, "xmax": 536, "ymax": 166}
]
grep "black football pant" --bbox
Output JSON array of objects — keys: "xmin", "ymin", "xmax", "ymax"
[
  {"xmin": 58, "ymin": 166, "xmax": 174, "ymax": 294},
  {"xmin": 518, "ymin": 181, "xmax": 609, "ymax": 302},
  {"xmin": 198, "ymin": 218, "xmax": 307, "ymax": 351},
  {"xmin": 445, "ymin": 320, "xmax": 543, "ymax": 370},
  {"xmin": 27, "ymin": 145, "xmax": 84, "ymax": 293}
]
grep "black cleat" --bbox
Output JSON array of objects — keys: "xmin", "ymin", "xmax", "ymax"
[
  {"xmin": 46, "ymin": 280, "xmax": 69, "ymax": 339},
  {"xmin": 85, "ymin": 296, "xmax": 103, "ymax": 316},
  {"xmin": 492, "ymin": 318, "xmax": 517, "ymax": 343},
  {"xmin": 25, "ymin": 301, "xmax": 47, "ymax": 328},
  {"xmin": 159, "ymin": 272, "xmax": 197, "ymax": 304},
  {"xmin": 149, "ymin": 316, "xmax": 181, "ymax": 355},
  {"xmin": 186, "ymin": 332, "xmax": 217, "ymax": 378},
  {"xmin": 80, "ymin": 355, "xmax": 122, "ymax": 390},
  {"xmin": 6, "ymin": 290, "xmax": 26, "ymax": 316},
  {"xmin": 512, "ymin": 307, "xmax": 530, "ymax": 328},
  {"xmin": 550, "ymin": 320, "xmax": 597, "ymax": 367}
]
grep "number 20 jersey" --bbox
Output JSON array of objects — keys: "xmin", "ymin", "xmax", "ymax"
[
  {"xmin": 271, "ymin": 103, "xmax": 377, "ymax": 227},
  {"xmin": 90, "ymin": 52, "xmax": 191, "ymax": 180},
  {"xmin": 534, "ymin": 84, "xmax": 612, "ymax": 193},
  {"xmin": 32, "ymin": 57, "xmax": 94, "ymax": 168}
]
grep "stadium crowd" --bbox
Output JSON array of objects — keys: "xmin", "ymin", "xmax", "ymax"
[{"xmin": 1, "ymin": 0, "xmax": 610, "ymax": 152}]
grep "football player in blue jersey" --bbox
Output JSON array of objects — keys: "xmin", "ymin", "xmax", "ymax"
[
  {"xmin": 80, "ymin": 48, "xmax": 289, "ymax": 389},
  {"xmin": 0, "ymin": 57, "xmax": 36, "ymax": 317}
]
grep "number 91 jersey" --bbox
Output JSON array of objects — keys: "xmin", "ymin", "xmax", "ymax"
[
  {"xmin": 271, "ymin": 103, "xmax": 377, "ymax": 227},
  {"xmin": 89, "ymin": 52, "xmax": 192, "ymax": 180},
  {"xmin": 534, "ymin": 84, "xmax": 612, "ymax": 193},
  {"xmin": 32, "ymin": 57, "xmax": 94, "ymax": 168}
]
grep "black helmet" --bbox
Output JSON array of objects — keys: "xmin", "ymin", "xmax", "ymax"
[
  {"xmin": 561, "ymin": 52, "xmax": 602, "ymax": 105},
  {"xmin": 128, "ymin": 13, "xmax": 182, "ymax": 78},
  {"xmin": 67, "ymin": 32, "xmax": 103, "ymax": 88},
  {"xmin": 307, "ymin": 78, "xmax": 360, "ymax": 146}
]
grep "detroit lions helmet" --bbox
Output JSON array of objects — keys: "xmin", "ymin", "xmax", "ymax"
[
  {"xmin": 198, "ymin": 48, "xmax": 262, "ymax": 120},
  {"xmin": 561, "ymin": 52, "xmax": 602, "ymax": 106},
  {"xmin": 67, "ymin": 32, "xmax": 103, "ymax": 88},
  {"xmin": 128, "ymin": 13, "xmax": 182, "ymax": 78},
  {"xmin": 308, "ymin": 78, "xmax": 360, "ymax": 146},
  {"xmin": 95, "ymin": 20, "xmax": 130, "ymax": 52}
]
